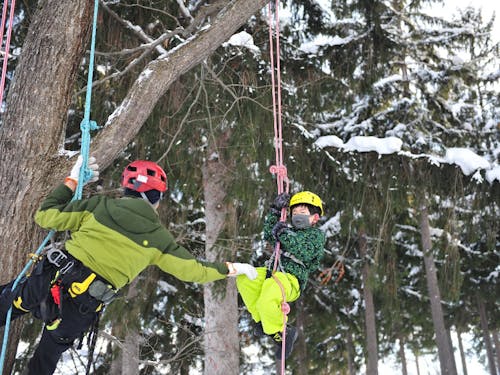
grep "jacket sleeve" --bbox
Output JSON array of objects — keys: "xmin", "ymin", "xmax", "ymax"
[
  {"xmin": 34, "ymin": 183, "xmax": 98, "ymax": 232},
  {"xmin": 153, "ymin": 233, "xmax": 229, "ymax": 283},
  {"xmin": 263, "ymin": 211, "xmax": 280, "ymax": 243}
]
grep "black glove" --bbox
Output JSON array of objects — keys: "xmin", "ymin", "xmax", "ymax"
[
  {"xmin": 272, "ymin": 221, "xmax": 289, "ymax": 240},
  {"xmin": 270, "ymin": 193, "xmax": 291, "ymax": 215}
]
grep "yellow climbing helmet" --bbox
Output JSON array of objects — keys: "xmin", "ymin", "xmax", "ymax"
[{"xmin": 290, "ymin": 191, "xmax": 324, "ymax": 216}]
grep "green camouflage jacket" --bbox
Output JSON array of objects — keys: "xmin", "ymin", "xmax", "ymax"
[
  {"xmin": 35, "ymin": 184, "xmax": 228, "ymax": 289},
  {"xmin": 263, "ymin": 211, "xmax": 325, "ymax": 290}
]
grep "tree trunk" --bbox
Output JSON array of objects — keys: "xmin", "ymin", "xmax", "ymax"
[
  {"xmin": 121, "ymin": 331, "xmax": 142, "ymax": 375},
  {"xmin": 295, "ymin": 298, "xmax": 308, "ymax": 375},
  {"xmin": 414, "ymin": 351, "xmax": 420, "ymax": 375},
  {"xmin": 109, "ymin": 278, "xmax": 143, "ymax": 375},
  {"xmin": 0, "ymin": 0, "xmax": 92, "ymax": 280},
  {"xmin": 359, "ymin": 230, "xmax": 378, "ymax": 375},
  {"xmin": 477, "ymin": 297, "xmax": 497, "ymax": 375},
  {"xmin": 346, "ymin": 330, "xmax": 356, "ymax": 375},
  {"xmin": 493, "ymin": 330, "xmax": 500, "ymax": 375},
  {"xmin": 0, "ymin": 2, "xmax": 93, "ymax": 372},
  {"xmin": 456, "ymin": 329, "xmax": 468, "ymax": 375},
  {"xmin": 203, "ymin": 280, "xmax": 238, "ymax": 375},
  {"xmin": 202, "ymin": 129, "xmax": 239, "ymax": 375},
  {"xmin": 398, "ymin": 334, "xmax": 408, "ymax": 375},
  {"xmin": 418, "ymin": 203, "xmax": 457, "ymax": 375}
]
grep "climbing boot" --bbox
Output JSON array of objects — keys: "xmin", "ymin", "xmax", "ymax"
[{"xmin": 270, "ymin": 325, "xmax": 298, "ymax": 360}]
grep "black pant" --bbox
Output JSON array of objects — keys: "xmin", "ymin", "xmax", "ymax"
[{"xmin": 0, "ymin": 258, "xmax": 100, "ymax": 375}]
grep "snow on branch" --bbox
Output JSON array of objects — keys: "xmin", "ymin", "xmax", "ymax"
[
  {"xmin": 314, "ymin": 135, "xmax": 500, "ymax": 184},
  {"xmin": 222, "ymin": 31, "xmax": 260, "ymax": 55}
]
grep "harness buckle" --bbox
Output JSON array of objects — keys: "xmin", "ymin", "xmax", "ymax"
[
  {"xmin": 59, "ymin": 261, "xmax": 75, "ymax": 274},
  {"xmin": 46, "ymin": 248, "xmax": 74, "ymax": 274}
]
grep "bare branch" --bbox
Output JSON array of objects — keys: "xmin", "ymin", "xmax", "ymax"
[
  {"xmin": 176, "ymin": 0, "xmax": 194, "ymax": 21},
  {"xmin": 103, "ymin": 1, "xmax": 181, "ymax": 26},
  {"xmin": 99, "ymin": 0, "xmax": 169, "ymax": 55},
  {"xmin": 204, "ymin": 61, "xmax": 272, "ymax": 115},
  {"xmin": 87, "ymin": 1, "xmax": 246, "ymax": 95},
  {"xmin": 157, "ymin": 71, "xmax": 205, "ymax": 164},
  {"xmin": 92, "ymin": 0, "xmax": 270, "ymax": 168},
  {"xmin": 99, "ymin": 327, "xmax": 202, "ymax": 367}
]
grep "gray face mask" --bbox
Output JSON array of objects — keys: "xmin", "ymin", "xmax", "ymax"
[{"xmin": 292, "ymin": 214, "xmax": 311, "ymax": 229}]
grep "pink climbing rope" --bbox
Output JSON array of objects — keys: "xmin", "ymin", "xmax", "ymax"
[
  {"xmin": 0, "ymin": 0, "xmax": 16, "ymax": 108},
  {"xmin": 268, "ymin": 1, "xmax": 290, "ymax": 374}
]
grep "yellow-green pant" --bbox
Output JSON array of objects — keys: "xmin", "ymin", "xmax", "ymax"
[{"xmin": 236, "ymin": 267, "xmax": 300, "ymax": 335}]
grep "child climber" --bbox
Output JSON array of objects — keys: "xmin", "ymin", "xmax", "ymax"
[{"xmin": 236, "ymin": 191, "xmax": 325, "ymax": 360}]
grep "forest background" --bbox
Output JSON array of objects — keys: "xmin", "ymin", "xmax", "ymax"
[{"xmin": 0, "ymin": 0, "xmax": 498, "ymax": 375}]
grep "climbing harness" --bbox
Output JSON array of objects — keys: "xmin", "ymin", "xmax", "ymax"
[
  {"xmin": 0, "ymin": 0, "xmax": 100, "ymax": 373},
  {"xmin": 0, "ymin": 0, "xmax": 16, "ymax": 108},
  {"xmin": 267, "ymin": 0, "xmax": 291, "ymax": 372}
]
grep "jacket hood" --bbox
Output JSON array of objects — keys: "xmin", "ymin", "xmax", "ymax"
[{"xmin": 105, "ymin": 197, "xmax": 162, "ymax": 234}]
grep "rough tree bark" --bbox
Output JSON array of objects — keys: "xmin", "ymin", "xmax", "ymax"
[
  {"xmin": 202, "ymin": 129, "xmax": 239, "ymax": 375},
  {"xmin": 0, "ymin": 0, "xmax": 268, "ymax": 371},
  {"xmin": 109, "ymin": 277, "xmax": 143, "ymax": 375},
  {"xmin": 295, "ymin": 298, "xmax": 308, "ymax": 375},
  {"xmin": 0, "ymin": 0, "xmax": 92, "ymax": 281},
  {"xmin": 0, "ymin": 2, "xmax": 93, "ymax": 372},
  {"xmin": 359, "ymin": 230, "xmax": 378, "ymax": 375},
  {"xmin": 418, "ymin": 202, "xmax": 457, "ymax": 375}
]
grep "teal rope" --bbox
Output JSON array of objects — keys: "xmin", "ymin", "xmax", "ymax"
[
  {"xmin": 77, "ymin": 0, "xmax": 100, "ymax": 199},
  {"xmin": 0, "ymin": 1, "xmax": 100, "ymax": 373}
]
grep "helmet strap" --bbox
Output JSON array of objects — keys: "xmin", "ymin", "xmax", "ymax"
[
  {"xmin": 140, "ymin": 192, "xmax": 149, "ymax": 203},
  {"xmin": 140, "ymin": 191, "xmax": 163, "ymax": 205}
]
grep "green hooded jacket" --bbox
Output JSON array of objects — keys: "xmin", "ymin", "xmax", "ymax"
[
  {"xmin": 263, "ymin": 211, "xmax": 325, "ymax": 290},
  {"xmin": 35, "ymin": 184, "xmax": 228, "ymax": 289}
]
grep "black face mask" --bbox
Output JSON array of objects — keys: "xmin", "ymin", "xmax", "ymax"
[{"xmin": 292, "ymin": 214, "xmax": 311, "ymax": 229}]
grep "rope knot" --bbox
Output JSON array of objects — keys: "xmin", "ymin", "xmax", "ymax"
[
  {"xmin": 269, "ymin": 164, "xmax": 287, "ymax": 178},
  {"xmin": 80, "ymin": 119, "xmax": 99, "ymax": 132},
  {"xmin": 281, "ymin": 302, "xmax": 290, "ymax": 315},
  {"xmin": 80, "ymin": 167, "xmax": 94, "ymax": 186}
]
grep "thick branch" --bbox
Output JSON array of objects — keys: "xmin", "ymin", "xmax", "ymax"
[{"xmin": 91, "ymin": 0, "xmax": 269, "ymax": 168}]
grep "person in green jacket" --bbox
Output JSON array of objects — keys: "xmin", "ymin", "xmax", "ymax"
[
  {"xmin": 0, "ymin": 158, "xmax": 257, "ymax": 375},
  {"xmin": 236, "ymin": 191, "xmax": 325, "ymax": 360}
]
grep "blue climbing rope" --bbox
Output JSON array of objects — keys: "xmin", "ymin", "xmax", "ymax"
[
  {"xmin": 76, "ymin": 0, "xmax": 100, "ymax": 200},
  {"xmin": 0, "ymin": 0, "xmax": 100, "ymax": 372}
]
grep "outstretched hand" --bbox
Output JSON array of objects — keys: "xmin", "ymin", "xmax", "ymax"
[{"xmin": 226, "ymin": 262, "xmax": 258, "ymax": 280}]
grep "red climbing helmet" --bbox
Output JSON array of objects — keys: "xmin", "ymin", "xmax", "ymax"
[{"xmin": 121, "ymin": 160, "xmax": 167, "ymax": 193}]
